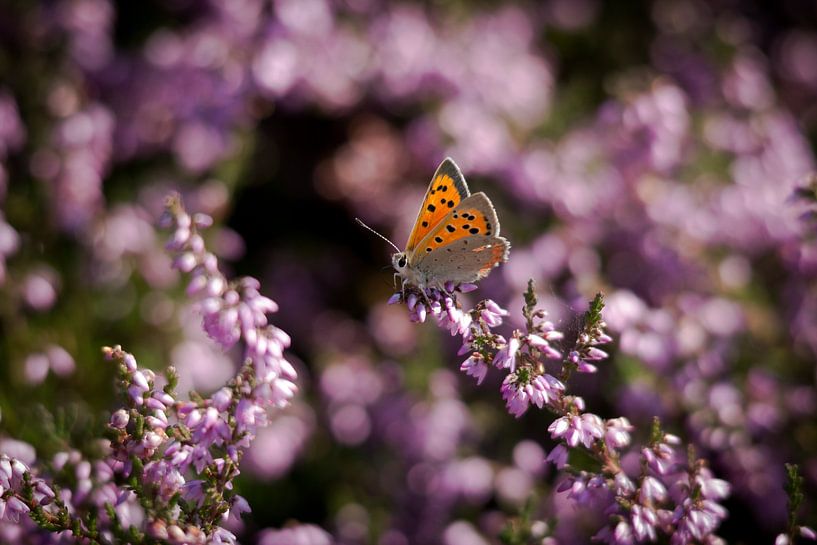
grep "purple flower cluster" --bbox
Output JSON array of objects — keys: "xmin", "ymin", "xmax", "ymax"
[
  {"xmin": 392, "ymin": 283, "xmax": 734, "ymax": 543},
  {"xmin": 164, "ymin": 195, "xmax": 298, "ymax": 408},
  {"xmin": 1, "ymin": 0, "xmax": 816, "ymax": 541},
  {"xmin": 0, "ymin": 196, "xmax": 300, "ymax": 543},
  {"xmin": 388, "ymin": 282, "xmax": 478, "ymax": 335},
  {"xmin": 0, "ymin": 455, "xmax": 55, "ymax": 524}
]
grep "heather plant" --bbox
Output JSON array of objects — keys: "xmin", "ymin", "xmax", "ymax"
[
  {"xmin": 0, "ymin": 196, "xmax": 298, "ymax": 544},
  {"xmin": 1, "ymin": 0, "xmax": 817, "ymax": 544},
  {"xmin": 390, "ymin": 281, "xmax": 733, "ymax": 544}
]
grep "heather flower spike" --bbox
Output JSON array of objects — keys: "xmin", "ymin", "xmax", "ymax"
[
  {"xmin": 0, "ymin": 195, "xmax": 298, "ymax": 544},
  {"xmin": 393, "ymin": 278, "xmax": 731, "ymax": 543}
]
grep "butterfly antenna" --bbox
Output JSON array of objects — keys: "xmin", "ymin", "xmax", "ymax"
[{"xmin": 355, "ymin": 217, "xmax": 400, "ymax": 253}]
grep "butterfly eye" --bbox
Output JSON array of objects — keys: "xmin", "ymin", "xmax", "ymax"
[{"xmin": 398, "ymin": 255, "xmax": 407, "ymax": 268}]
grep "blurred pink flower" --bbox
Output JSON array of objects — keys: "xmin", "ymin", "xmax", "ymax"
[
  {"xmin": 258, "ymin": 524, "xmax": 334, "ymax": 545},
  {"xmin": 22, "ymin": 269, "xmax": 59, "ymax": 311}
]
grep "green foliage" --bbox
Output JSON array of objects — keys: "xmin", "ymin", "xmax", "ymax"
[{"xmin": 785, "ymin": 463, "xmax": 806, "ymax": 541}]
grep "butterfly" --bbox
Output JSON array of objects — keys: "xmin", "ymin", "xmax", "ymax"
[{"xmin": 383, "ymin": 157, "xmax": 510, "ymax": 293}]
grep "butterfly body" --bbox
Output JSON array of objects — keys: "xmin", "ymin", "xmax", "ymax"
[{"xmin": 393, "ymin": 158, "xmax": 509, "ymax": 292}]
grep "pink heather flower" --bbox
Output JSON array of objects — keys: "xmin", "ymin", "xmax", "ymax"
[
  {"xmin": 695, "ymin": 471, "xmax": 731, "ymax": 499},
  {"xmin": 10, "ymin": 458, "xmax": 27, "ymax": 489},
  {"xmin": 614, "ymin": 472, "xmax": 636, "ymax": 496},
  {"xmin": 145, "ymin": 410, "xmax": 168, "ymax": 430},
  {"xmin": 586, "ymin": 347, "xmax": 608, "ymax": 360},
  {"xmin": 604, "ymin": 417, "xmax": 633, "ymax": 450},
  {"xmin": 458, "ymin": 332, "xmax": 476, "ymax": 356},
  {"xmin": 212, "ymin": 387, "xmax": 233, "ymax": 411},
  {"xmin": 131, "ymin": 370, "xmax": 150, "ymax": 391},
  {"xmin": 500, "ymin": 372, "xmax": 563, "ymax": 417},
  {"xmin": 143, "ymin": 461, "xmax": 185, "ymax": 502},
  {"xmin": 557, "ymin": 471, "xmax": 608, "ymax": 503},
  {"xmin": 227, "ymin": 494, "xmax": 251, "ymax": 522},
  {"xmin": 526, "ymin": 333, "xmax": 562, "ymax": 359},
  {"xmin": 671, "ymin": 498, "xmax": 728, "ymax": 544},
  {"xmin": 800, "ymin": 526, "xmax": 817, "ymax": 540},
  {"xmin": 494, "ymin": 337, "xmax": 521, "ymax": 371},
  {"xmin": 0, "ymin": 461, "xmax": 11, "ymax": 488},
  {"xmin": 460, "ymin": 354, "xmax": 488, "ymax": 385},
  {"xmin": 501, "ymin": 374, "xmax": 530, "ymax": 417},
  {"xmin": 546, "ymin": 444, "xmax": 569, "ymax": 468},
  {"xmin": 33, "ymin": 479, "xmax": 55, "ymax": 505},
  {"xmin": 639, "ymin": 476, "xmax": 668, "ymax": 503},
  {"xmin": 3, "ymin": 495, "xmax": 30, "ymax": 523},
  {"xmin": 631, "ymin": 504, "xmax": 658, "ymax": 541},
  {"xmin": 548, "ymin": 413, "xmax": 604, "ymax": 448},
  {"xmin": 642, "ymin": 447, "xmax": 670, "ymax": 476},
  {"xmin": 188, "ymin": 407, "xmax": 231, "ymax": 445},
  {"xmin": 576, "ymin": 361, "xmax": 598, "ymax": 373},
  {"xmin": 146, "ymin": 395, "xmax": 169, "ymax": 411},
  {"xmin": 641, "ymin": 437, "xmax": 678, "ymax": 476},
  {"xmin": 235, "ymin": 398, "xmax": 268, "ymax": 432},
  {"xmin": 110, "ymin": 409, "xmax": 129, "ymax": 429},
  {"xmin": 434, "ymin": 294, "xmax": 473, "ymax": 335},
  {"xmin": 613, "ymin": 520, "xmax": 634, "ymax": 544},
  {"xmin": 0, "ymin": 455, "xmax": 55, "ymax": 521},
  {"xmin": 480, "ymin": 299, "xmax": 509, "ymax": 326},
  {"xmin": 414, "ymin": 303, "xmax": 427, "ymax": 322},
  {"xmin": 532, "ymin": 373, "xmax": 565, "ymax": 404},
  {"xmin": 209, "ymin": 528, "xmax": 237, "ymax": 545}
]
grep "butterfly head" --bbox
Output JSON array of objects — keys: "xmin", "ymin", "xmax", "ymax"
[{"xmin": 391, "ymin": 252, "xmax": 408, "ymax": 274}]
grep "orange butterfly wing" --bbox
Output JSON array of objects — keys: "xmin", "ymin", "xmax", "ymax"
[
  {"xmin": 410, "ymin": 192, "xmax": 501, "ymax": 259},
  {"xmin": 405, "ymin": 158, "xmax": 470, "ymax": 255},
  {"xmin": 414, "ymin": 235, "xmax": 510, "ymax": 284}
]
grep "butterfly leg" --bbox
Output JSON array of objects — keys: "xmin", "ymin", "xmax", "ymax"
[
  {"xmin": 416, "ymin": 282, "xmax": 434, "ymax": 309},
  {"xmin": 395, "ymin": 273, "xmax": 410, "ymax": 303}
]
